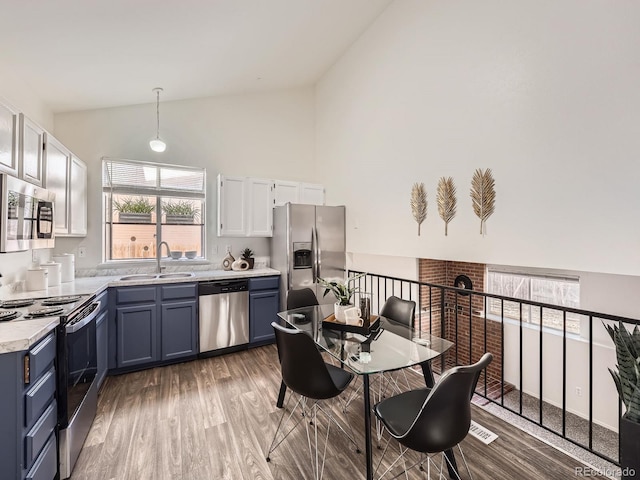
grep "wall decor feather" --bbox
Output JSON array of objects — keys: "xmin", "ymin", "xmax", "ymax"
[
  {"xmin": 437, "ymin": 177, "xmax": 457, "ymax": 236},
  {"xmin": 470, "ymin": 168, "xmax": 496, "ymax": 235},
  {"xmin": 410, "ymin": 183, "xmax": 427, "ymax": 236}
]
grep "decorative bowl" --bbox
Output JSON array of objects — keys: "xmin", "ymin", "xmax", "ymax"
[
  {"xmin": 185, "ymin": 251, "xmax": 197, "ymax": 259},
  {"xmin": 170, "ymin": 251, "xmax": 183, "ymax": 260}
]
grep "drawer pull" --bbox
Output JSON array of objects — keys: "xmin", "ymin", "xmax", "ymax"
[{"xmin": 24, "ymin": 354, "xmax": 30, "ymax": 384}]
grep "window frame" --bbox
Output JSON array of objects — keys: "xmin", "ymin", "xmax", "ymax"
[
  {"xmin": 102, "ymin": 157, "xmax": 206, "ymax": 263},
  {"xmin": 485, "ymin": 266, "xmax": 581, "ymax": 334}
]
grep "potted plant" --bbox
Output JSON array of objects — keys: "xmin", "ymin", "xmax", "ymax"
[
  {"xmin": 318, "ymin": 273, "xmax": 366, "ymax": 321},
  {"xmin": 241, "ymin": 248, "xmax": 255, "ymax": 269},
  {"xmin": 113, "ymin": 197, "xmax": 155, "ymax": 223},
  {"xmin": 604, "ymin": 321, "xmax": 640, "ymax": 479},
  {"xmin": 162, "ymin": 200, "xmax": 200, "ymax": 224}
]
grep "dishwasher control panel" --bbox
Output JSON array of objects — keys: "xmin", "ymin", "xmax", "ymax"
[{"xmin": 198, "ymin": 280, "xmax": 248, "ymax": 295}]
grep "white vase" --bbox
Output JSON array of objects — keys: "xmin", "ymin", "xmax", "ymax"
[{"xmin": 334, "ymin": 303, "xmax": 353, "ymax": 322}]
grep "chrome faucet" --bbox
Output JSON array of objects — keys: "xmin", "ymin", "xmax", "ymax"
[{"xmin": 156, "ymin": 241, "xmax": 172, "ymax": 273}]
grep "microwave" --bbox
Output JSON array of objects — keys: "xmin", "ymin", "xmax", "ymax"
[{"xmin": 0, "ymin": 174, "xmax": 55, "ymax": 252}]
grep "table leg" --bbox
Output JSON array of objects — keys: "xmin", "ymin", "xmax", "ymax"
[
  {"xmin": 276, "ymin": 381, "xmax": 286, "ymax": 408},
  {"xmin": 363, "ymin": 374, "xmax": 373, "ymax": 480},
  {"xmin": 420, "ymin": 361, "xmax": 459, "ymax": 480}
]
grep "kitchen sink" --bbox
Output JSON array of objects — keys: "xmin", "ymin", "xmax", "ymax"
[
  {"xmin": 157, "ymin": 272, "xmax": 195, "ymax": 279},
  {"xmin": 118, "ymin": 274, "xmax": 158, "ymax": 281}
]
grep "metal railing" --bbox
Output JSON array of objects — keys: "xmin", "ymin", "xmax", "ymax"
[{"xmin": 349, "ymin": 269, "xmax": 638, "ymax": 465}]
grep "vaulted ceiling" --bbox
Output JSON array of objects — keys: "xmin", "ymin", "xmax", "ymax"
[{"xmin": 0, "ymin": 0, "xmax": 392, "ymax": 112}]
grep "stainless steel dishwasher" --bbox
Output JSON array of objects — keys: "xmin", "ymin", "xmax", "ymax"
[{"xmin": 198, "ymin": 279, "xmax": 249, "ymax": 354}]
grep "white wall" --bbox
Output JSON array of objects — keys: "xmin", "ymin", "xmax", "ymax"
[
  {"xmin": 53, "ymin": 88, "xmax": 316, "ymax": 269},
  {"xmin": 0, "ymin": 71, "xmax": 54, "ymax": 288},
  {"xmin": 316, "ymin": 0, "xmax": 640, "ymax": 277}
]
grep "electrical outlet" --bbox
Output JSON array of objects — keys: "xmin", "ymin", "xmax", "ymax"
[
  {"xmin": 211, "ymin": 245, "xmax": 218, "ymax": 254},
  {"xmin": 32, "ymin": 250, "xmax": 39, "ymax": 263},
  {"xmin": 78, "ymin": 246, "xmax": 86, "ymax": 258},
  {"xmin": 575, "ymin": 387, "xmax": 582, "ymax": 397}
]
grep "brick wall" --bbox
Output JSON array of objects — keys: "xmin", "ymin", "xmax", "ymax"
[{"xmin": 417, "ymin": 259, "xmax": 502, "ymax": 383}]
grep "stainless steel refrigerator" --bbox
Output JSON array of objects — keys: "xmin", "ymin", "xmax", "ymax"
[{"xmin": 271, "ymin": 204, "xmax": 346, "ymax": 309}]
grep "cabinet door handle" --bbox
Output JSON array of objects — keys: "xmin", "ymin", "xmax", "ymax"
[{"xmin": 24, "ymin": 354, "xmax": 30, "ymax": 384}]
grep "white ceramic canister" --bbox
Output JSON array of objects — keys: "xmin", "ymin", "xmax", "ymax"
[
  {"xmin": 40, "ymin": 261, "xmax": 62, "ymax": 287},
  {"xmin": 52, "ymin": 253, "xmax": 75, "ymax": 283},
  {"xmin": 26, "ymin": 267, "xmax": 48, "ymax": 291}
]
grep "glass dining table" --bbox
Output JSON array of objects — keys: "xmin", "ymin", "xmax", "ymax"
[{"xmin": 277, "ymin": 304, "xmax": 454, "ymax": 480}]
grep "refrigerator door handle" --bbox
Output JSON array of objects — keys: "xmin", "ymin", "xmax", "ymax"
[{"xmin": 313, "ymin": 226, "xmax": 321, "ymax": 280}]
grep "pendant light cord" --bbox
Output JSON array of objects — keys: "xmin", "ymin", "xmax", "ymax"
[{"xmin": 155, "ymin": 89, "xmax": 161, "ymax": 139}]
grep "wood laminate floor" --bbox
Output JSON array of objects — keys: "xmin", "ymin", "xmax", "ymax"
[{"xmin": 71, "ymin": 345, "xmax": 607, "ymax": 479}]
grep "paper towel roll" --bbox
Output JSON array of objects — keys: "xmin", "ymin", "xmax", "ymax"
[
  {"xmin": 41, "ymin": 262, "xmax": 62, "ymax": 287},
  {"xmin": 52, "ymin": 253, "xmax": 75, "ymax": 283}
]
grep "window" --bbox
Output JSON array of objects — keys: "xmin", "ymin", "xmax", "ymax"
[
  {"xmin": 486, "ymin": 269, "xmax": 581, "ymax": 334},
  {"xmin": 102, "ymin": 158, "xmax": 206, "ymax": 261}
]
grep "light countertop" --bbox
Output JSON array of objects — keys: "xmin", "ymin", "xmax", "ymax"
[{"xmin": 0, "ymin": 268, "xmax": 280, "ymax": 354}]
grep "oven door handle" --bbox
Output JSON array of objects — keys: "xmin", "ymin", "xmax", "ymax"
[{"xmin": 65, "ymin": 301, "xmax": 101, "ymax": 334}]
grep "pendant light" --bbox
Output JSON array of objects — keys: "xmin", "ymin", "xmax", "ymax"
[{"xmin": 149, "ymin": 87, "xmax": 167, "ymax": 152}]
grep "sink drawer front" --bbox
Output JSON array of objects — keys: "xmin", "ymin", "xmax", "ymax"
[
  {"xmin": 116, "ymin": 286, "xmax": 157, "ymax": 304},
  {"xmin": 249, "ymin": 276, "xmax": 279, "ymax": 291},
  {"xmin": 24, "ymin": 368, "xmax": 55, "ymax": 428},
  {"xmin": 161, "ymin": 283, "xmax": 197, "ymax": 301},
  {"xmin": 25, "ymin": 400, "xmax": 57, "ymax": 467},
  {"xmin": 28, "ymin": 333, "xmax": 56, "ymax": 384}
]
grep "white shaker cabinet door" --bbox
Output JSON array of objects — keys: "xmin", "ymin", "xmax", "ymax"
[
  {"xmin": 19, "ymin": 114, "xmax": 45, "ymax": 186},
  {"xmin": 273, "ymin": 180, "xmax": 299, "ymax": 207},
  {"xmin": 0, "ymin": 99, "xmax": 18, "ymax": 176},
  {"xmin": 247, "ymin": 177, "xmax": 273, "ymax": 237},
  {"xmin": 69, "ymin": 155, "xmax": 87, "ymax": 236},
  {"xmin": 217, "ymin": 174, "xmax": 246, "ymax": 237},
  {"xmin": 300, "ymin": 183, "xmax": 325, "ymax": 206},
  {"xmin": 44, "ymin": 134, "xmax": 71, "ymax": 234}
]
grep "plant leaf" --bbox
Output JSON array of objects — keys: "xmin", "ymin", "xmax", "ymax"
[
  {"xmin": 410, "ymin": 183, "xmax": 427, "ymax": 236},
  {"xmin": 470, "ymin": 168, "xmax": 496, "ymax": 234},
  {"xmin": 437, "ymin": 177, "xmax": 457, "ymax": 236}
]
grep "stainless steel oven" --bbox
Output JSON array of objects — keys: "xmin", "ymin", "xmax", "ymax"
[
  {"xmin": 57, "ymin": 298, "xmax": 100, "ymax": 479},
  {"xmin": 0, "ymin": 173, "xmax": 55, "ymax": 252}
]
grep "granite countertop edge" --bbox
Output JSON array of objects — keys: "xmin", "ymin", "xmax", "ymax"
[{"xmin": 0, "ymin": 268, "xmax": 280, "ymax": 354}]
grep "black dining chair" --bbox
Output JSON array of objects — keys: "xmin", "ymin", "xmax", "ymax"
[
  {"xmin": 346, "ymin": 296, "xmax": 417, "ymax": 410},
  {"xmin": 266, "ymin": 322, "xmax": 359, "ymax": 480},
  {"xmin": 286, "ymin": 287, "xmax": 319, "ymax": 309},
  {"xmin": 374, "ymin": 353, "xmax": 493, "ymax": 480},
  {"xmin": 276, "ymin": 288, "xmax": 323, "ymax": 408},
  {"xmin": 378, "ymin": 296, "xmax": 417, "ymax": 390}
]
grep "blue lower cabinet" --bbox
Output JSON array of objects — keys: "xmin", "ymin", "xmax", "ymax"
[
  {"xmin": 248, "ymin": 276, "xmax": 280, "ymax": 346},
  {"xmin": 96, "ymin": 309, "xmax": 108, "ymax": 389},
  {"xmin": 161, "ymin": 300, "xmax": 197, "ymax": 361},
  {"xmin": 116, "ymin": 303, "xmax": 158, "ymax": 368},
  {"xmin": 111, "ymin": 283, "xmax": 198, "ymax": 372},
  {"xmin": 0, "ymin": 332, "xmax": 57, "ymax": 480}
]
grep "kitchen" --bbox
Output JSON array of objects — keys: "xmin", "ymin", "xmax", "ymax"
[{"xmin": 2, "ymin": 1, "xmax": 640, "ymax": 479}]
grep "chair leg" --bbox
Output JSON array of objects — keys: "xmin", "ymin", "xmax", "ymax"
[{"xmin": 266, "ymin": 395, "xmax": 306, "ymax": 461}]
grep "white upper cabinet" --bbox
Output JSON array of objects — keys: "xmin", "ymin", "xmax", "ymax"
[
  {"xmin": 19, "ymin": 114, "xmax": 45, "ymax": 186},
  {"xmin": 0, "ymin": 99, "xmax": 18, "ymax": 176},
  {"xmin": 69, "ymin": 155, "xmax": 87, "ymax": 236},
  {"xmin": 274, "ymin": 181, "xmax": 325, "ymax": 206},
  {"xmin": 44, "ymin": 134, "xmax": 70, "ymax": 233},
  {"xmin": 218, "ymin": 174, "xmax": 322, "ymax": 237},
  {"xmin": 247, "ymin": 177, "xmax": 273, "ymax": 237},
  {"xmin": 44, "ymin": 133, "xmax": 88, "ymax": 237},
  {"xmin": 217, "ymin": 174, "xmax": 274, "ymax": 237},
  {"xmin": 217, "ymin": 175, "xmax": 247, "ymax": 237},
  {"xmin": 273, "ymin": 180, "xmax": 299, "ymax": 206},
  {"xmin": 300, "ymin": 183, "xmax": 325, "ymax": 206}
]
